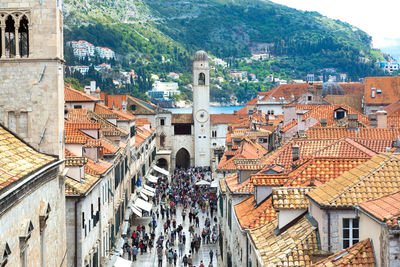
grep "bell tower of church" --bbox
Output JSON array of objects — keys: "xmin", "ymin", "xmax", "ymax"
[
  {"xmin": 193, "ymin": 50, "xmax": 211, "ymax": 167},
  {"xmin": 0, "ymin": 0, "xmax": 64, "ymax": 157}
]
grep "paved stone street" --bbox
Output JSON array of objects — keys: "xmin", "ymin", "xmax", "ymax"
[{"xmin": 122, "ymin": 202, "xmax": 219, "ymax": 267}]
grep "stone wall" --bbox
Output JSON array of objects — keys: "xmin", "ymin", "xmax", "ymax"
[{"xmin": 0, "ymin": 167, "xmax": 67, "ymax": 267}]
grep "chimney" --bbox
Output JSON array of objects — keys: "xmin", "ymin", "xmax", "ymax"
[
  {"xmin": 122, "ymin": 100, "xmax": 127, "ymax": 112},
  {"xmin": 84, "ymin": 86, "xmax": 91, "ymax": 95},
  {"xmin": 376, "ymin": 110, "xmax": 387, "ymax": 128},
  {"xmin": 296, "ymin": 110, "xmax": 305, "ymax": 131},
  {"xmin": 90, "ymin": 81, "xmax": 96, "ymax": 93},
  {"xmin": 316, "ymin": 84, "xmax": 322, "ymax": 96},
  {"xmin": 371, "ymin": 87, "xmax": 376, "ymax": 98},
  {"xmin": 347, "ymin": 114, "xmax": 359, "ymax": 128},
  {"xmin": 368, "ymin": 114, "xmax": 377, "ymax": 128},
  {"xmin": 320, "ymin": 118, "xmax": 327, "ymax": 127},
  {"xmin": 292, "ymin": 145, "xmax": 300, "ymax": 161}
]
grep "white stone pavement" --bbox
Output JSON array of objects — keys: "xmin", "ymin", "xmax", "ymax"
[{"xmin": 121, "ymin": 203, "xmax": 219, "ymax": 267}]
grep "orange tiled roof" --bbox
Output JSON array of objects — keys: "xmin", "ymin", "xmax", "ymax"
[
  {"xmin": 234, "ymin": 195, "xmax": 277, "ymax": 229},
  {"xmin": 284, "ymin": 158, "xmax": 369, "ymax": 187},
  {"xmin": 224, "ymin": 173, "xmax": 254, "ymax": 194},
  {"xmin": 308, "ymin": 153, "xmax": 400, "ymax": 208},
  {"xmin": 85, "ymin": 158, "xmax": 112, "ymax": 175},
  {"xmin": 105, "ymin": 95, "xmax": 128, "ymax": 109},
  {"xmin": 65, "ymin": 174, "xmax": 99, "ymax": 196},
  {"xmin": 384, "ymin": 101, "xmax": 400, "ymax": 115},
  {"xmin": 211, "ymin": 114, "xmax": 241, "ymax": 124},
  {"xmin": 65, "ymin": 85, "xmax": 100, "ymax": 102},
  {"xmin": 252, "ymin": 138, "xmax": 378, "ymax": 186},
  {"xmin": 324, "ymin": 95, "xmax": 363, "ymax": 113},
  {"xmin": 261, "ymin": 84, "xmax": 310, "ymax": 102},
  {"xmin": 0, "ymin": 125, "xmax": 57, "ymax": 190},
  {"xmin": 359, "ymin": 190, "xmax": 400, "ymax": 227},
  {"xmin": 364, "ymin": 76, "xmax": 400, "ymax": 105},
  {"xmin": 236, "ymin": 106, "xmax": 247, "ymax": 114},
  {"xmin": 302, "ymin": 104, "xmax": 369, "ymax": 127},
  {"xmin": 283, "ymin": 104, "xmax": 319, "ymax": 110},
  {"xmin": 340, "ymin": 82, "xmax": 365, "ymax": 95},
  {"xmin": 272, "ymin": 187, "xmax": 312, "ymax": 209},
  {"xmin": 250, "ymin": 216, "xmax": 318, "ymax": 266},
  {"xmin": 313, "ymin": 238, "xmax": 375, "ymax": 266},
  {"xmin": 281, "ymin": 119, "xmax": 297, "ymax": 133},
  {"xmin": 306, "ymin": 127, "xmax": 400, "ymax": 143}
]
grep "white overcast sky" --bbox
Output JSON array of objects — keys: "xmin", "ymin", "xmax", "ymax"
[{"xmin": 270, "ymin": 0, "xmax": 400, "ymax": 49}]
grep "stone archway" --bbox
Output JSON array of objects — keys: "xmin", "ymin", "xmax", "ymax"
[
  {"xmin": 157, "ymin": 158, "xmax": 168, "ymax": 170},
  {"xmin": 175, "ymin": 148, "xmax": 190, "ymax": 169}
]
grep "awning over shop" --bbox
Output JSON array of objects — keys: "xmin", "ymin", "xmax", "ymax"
[
  {"xmin": 134, "ymin": 198, "xmax": 152, "ymax": 212},
  {"xmin": 196, "ymin": 180, "xmax": 211, "ymax": 186},
  {"xmin": 122, "ymin": 221, "xmax": 129, "ymax": 235},
  {"xmin": 148, "ymin": 175, "xmax": 158, "ymax": 183},
  {"xmin": 114, "ymin": 256, "xmax": 132, "ymax": 267},
  {"xmin": 131, "ymin": 205, "xmax": 142, "ymax": 217},
  {"xmin": 142, "ymin": 188, "xmax": 155, "ymax": 197},
  {"xmin": 144, "ymin": 184, "xmax": 156, "ymax": 193},
  {"xmin": 211, "ymin": 180, "xmax": 219, "ymax": 188},
  {"xmin": 140, "ymin": 192, "xmax": 148, "ymax": 201},
  {"xmin": 153, "ymin": 165, "xmax": 169, "ymax": 176}
]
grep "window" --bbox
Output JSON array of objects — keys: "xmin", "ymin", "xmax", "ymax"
[
  {"xmin": 130, "ymin": 105, "xmax": 136, "ymax": 111},
  {"xmin": 334, "ymin": 109, "xmax": 346, "ymax": 120},
  {"xmin": 198, "ymin": 73, "xmax": 206, "ymax": 85},
  {"xmin": 308, "ymin": 96, "xmax": 312, "ymax": 101},
  {"xmin": 82, "ymin": 212, "xmax": 85, "ymax": 229},
  {"xmin": 342, "ymin": 218, "xmax": 359, "ymax": 249},
  {"xmin": 0, "ymin": 242, "xmax": 11, "ymax": 267},
  {"xmin": 376, "ymin": 89, "xmax": 382, "ymax": 94},
  {"xmin": 74, "ymin": 105, "xmax": 82, "ymax": 109},
  {"xmin": 160, "ymin": 118, "xmax": 165, "ymax": 126},
  {"xmin": 5, "ymin": 16, "xmax": 16, "ymax": 58},
  {"xmin": 212, "ymin": 130, "xmax": 217, "ymax": 137},
  {"xmin": 130, "ymin": 125, "xmax": 135, "ymax": 137},
  {"xmin": 267, "ymin": 110, "xmax": 274, "ymax": 115},
  {"xmin": 174, "ymin": 124, "xmax": 192, "ymax": 135},
  {"xmin": 19, "ymin": 16, "xmax": 29, "ymax": 58}
]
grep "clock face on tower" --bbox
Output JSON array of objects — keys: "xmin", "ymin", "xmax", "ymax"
[{"xmin": 195, "ymin": 109, "xmax": 209, "ymax": 123}]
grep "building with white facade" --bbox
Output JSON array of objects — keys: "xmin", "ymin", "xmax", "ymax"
[{"xmin": 148, "ymin": 81, "xmax": 180, "ymax": 99}]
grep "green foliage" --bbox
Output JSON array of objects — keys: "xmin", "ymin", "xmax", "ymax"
[{"xmin": 63, "ymin": 0, "xmax": 388, "ymax": 103}]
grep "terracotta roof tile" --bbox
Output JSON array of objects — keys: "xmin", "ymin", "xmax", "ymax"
[
  {"xmin": 250, "ymin": 216, "xmax": 319, "ymax": 266},
  {"xmin": 261, "ymin": 84, "xmax": 310, "ymax": 102},
  {"xmin": 65, "ymin": 174, "xmax": 99, "ymax": 196},
  {"xmin": 302, "ymin": 104, "xmax": 369, "ymax": 127},
  {"xmin": 272, "ymin": 187, "xmax": 312, "ymax": 209},
  {"xmin": 234, "ymin": 195, "xmax": 277, "ymax": 229},
  {"xmin": 324, "ymin": 95, "xmax": 363, "ymax": 113},
  {"xmin": 306, "ymin": 127, "xmax": 400, "ymax": 144},
  {"xmin": 364, "ymin": 76, "xmax": 400, "ymax": 105},
  {"xmin": 285, "ymin": 158, "xmax": 368, "ymax": 187},
  {"xmin": 359, "ymin": 190, "xmax": 400, "ymax": 227},
  {"xmin": 65, "ymin": 85, "xmax": 100, "ymax": 102},
  {"xmin": 384, "ymin": 101, "xmax": 400, "ymax": 116},
  {"xmin": 313, "ymin": 238, "xmax": 375, "ymax": 266},
  {"xmin": 211, "ymin": 114, "xmax": 241, "ymax": 124},
  {"xmin": 224, "ymin": 173, "xmax": 254, "ymax": 194},
  {"xmin": 308, "ymin": 153, "xmax": 400, "ymax": 208},
  {"xmin": 0, "ymin": 125, "xmax": 57, "ymax": 190}
]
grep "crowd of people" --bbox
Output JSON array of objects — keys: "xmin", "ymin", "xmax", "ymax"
[{"xmin": 123, "ymin": 167, "xmax": 219, "ymax": 267}]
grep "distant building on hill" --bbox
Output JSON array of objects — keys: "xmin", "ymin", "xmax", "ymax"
[
  {"xmin": 148, "ymin": 81, "xmax": 180, "ymax": 99},
  {"xmin": 378, "ymin": 61, "xmax": 400, "ymax": 73}
]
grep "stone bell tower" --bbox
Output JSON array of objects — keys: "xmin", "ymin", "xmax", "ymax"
[
  {"xmin": 193, "ymin": 50, "xmax": 211, "ymax": 167},
  {"xmin": 0, "ymin": 0, "xmax": 64, "ymax": 157}
]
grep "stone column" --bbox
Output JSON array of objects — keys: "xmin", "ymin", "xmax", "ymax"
[
  {"xmin": 14, "ymin": 18, "xmax": 20, "ymax": 58},
  {"xmin": 0, "ymin": 25, "xmax": 5, "ymax": 58}
]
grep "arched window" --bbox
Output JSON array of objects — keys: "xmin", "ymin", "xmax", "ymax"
[
  {"xmin": 19, "ymin": 16, "xmax": 29, "ymax": 58},
  {"xmin": 5, "ymin": 15, "xmax": 16, "ymax": 58},
  {"xmin": 198, "ymin": 72, "xmax": 205, "ymax": 85}
]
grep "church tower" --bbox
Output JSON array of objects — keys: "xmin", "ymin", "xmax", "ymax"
[
  {"xmin": 193, "ymin": 51, "xmax": 211, "ymax": 167},
  {"xmin": 0, "ymin": 0, "xmax": 65, "ymax": 157}
]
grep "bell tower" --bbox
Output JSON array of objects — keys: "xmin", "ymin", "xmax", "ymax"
[
  {"xmin": 0, "ymin": 0, "xmax": 64, "ymax": 157},
  {"xmin": 193, "ymin": 50, "xmax": 211, "ymax": 167}
]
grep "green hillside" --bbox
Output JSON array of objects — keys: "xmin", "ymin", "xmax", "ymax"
[{"xmin": 63, "ymin": 0, "xmax": 388, "ymax": 102}]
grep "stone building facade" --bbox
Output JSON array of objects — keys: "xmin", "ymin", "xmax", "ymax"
[{"xmin": 0, "ymin": 0, "xmax": 64, "ymax": 157}]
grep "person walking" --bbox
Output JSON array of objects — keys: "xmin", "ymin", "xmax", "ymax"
[
  {"xmin": 131, "ymin": 245, "xmax": 138, "ymax": 262},
  {"xmin": 209, "ymin": 249, "xmax": 214, "ymax": 262},
  {"xmin": 183, "ymin": 254, "xmax": 188, "ymax": 267}
]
